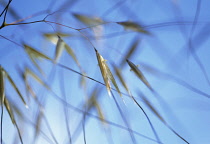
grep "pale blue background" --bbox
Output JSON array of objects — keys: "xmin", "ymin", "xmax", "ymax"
[{"xmin": 0, "ymin": 0, "xmax": 210, "ymax": 144}]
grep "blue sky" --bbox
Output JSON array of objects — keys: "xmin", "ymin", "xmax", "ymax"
[{"xmin": 1, "ymin": 0, "xmax": 210, "ymax": 144}]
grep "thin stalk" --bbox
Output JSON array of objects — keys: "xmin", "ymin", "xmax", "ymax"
[
  {"xmin": 43, "ymin": 115, "xmax": 58, "ymax": 144},
  {"xmin": 48, "ymin": 89, "xmax": 159, "ymax": 143},
  {"xmin": 22, "ymin": 114, "xmax": 56, "ymax": 144},
  {"xmin": 82, "ymin": 115, "xmax": 87, "ymax": 144},
  {"xmin": 0, "ymin": 0, "xmax": 12, "ymax": 29},
  {"xmin": 152, "ymin": 90, "xmax": 189, "ymax": 144},
  {"xmin": 14, "ymin": 122, "xmax": 23, "ymax": 144},
  {"xmin": 60, "ymin": 71, "xmax": 72, "ymax": 144},
  {"xmin": 139, "ymin": 91, "xmax": 190, "ymax": 144},
  {"xmin": 187, "ymin": 0, "xmax": 210, "ymax": 85},
  {"xmin": 1, "ymin": 105, "xmax": 3, "ymax": 144},
  {"xmin": 111, "ymin": 91, "xmax": 137, "ymax": 144},
  {"xmin": 131, "ymin": 94, "xmax": 162, "ymax": 144}
]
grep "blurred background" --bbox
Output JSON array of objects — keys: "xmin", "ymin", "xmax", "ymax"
[{"xmin": 0, "ymin": 0, "xmax": 210, "ymax": 143}]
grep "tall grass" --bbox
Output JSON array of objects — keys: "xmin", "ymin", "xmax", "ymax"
[{"xmin": 0, "ymin": 0, "xmax": 210, "ymax": 143}]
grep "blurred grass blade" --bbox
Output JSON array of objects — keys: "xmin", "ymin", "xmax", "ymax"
[
  {"xmin": 44, "ymin": 33, "xmax": 71, "ymax": 44},
  {"xmin": 52, "ymin": 36, "xmax": 81, "ymax": 68},
  {"xmin": 95, "ymin": 49, "xmax": 121, "ymax": 97},
  {"xmin": 141, "ymin": 93, "xmax": 189, "ymax": 144},
  {"xmin": 16, "ymin": 65, "xmax": 31, "ymax": 100},
  {"xmin": 4, "ymin": 69, "xmax": 28, "ymax": 107},
  {"xmin": 126, "ymin": 59, "xmax": 152, "ymax": 90},
  {"xmin": 24, "ymin": 45, "xmax": 52, "ymax": 74},
  {"xmin": 86, "ymin": 89, "xmax": 98, "ymax": 110},
  {"xmin": 86, "ymin": 89, "xmax": 105, "ymax": 123},
  {"xmin": 25, "ymin": 68, "xmax": 50, "ymax": 90},
  {"xmin": 113, "ymin": 65, "xmax": 130, "ymax": 95},
  {"xmin": 34, "ymin": 110, "xmax": 43, "ymax": 142},
  {"xmin": 64, "ymin": 43, "xmax": 80, "ymax": 66},
  {"xmin": 73, "ymin": 13, "xmax": 102, "ymax": 26},
  {"xmin": 8, "ymin": 99, "xmax": 24, "ymax": 119},
  {"xmin": 0, "ymin": 66, "xmax": 5, "ymax": 103},
  {"xmin": 4, "ymin": 97, "xmax": 24, "ymax": 144},
  {"xmin": 105, "ymin": 64, "xmax": 122, "ymax": 97},
  {"xmin": 141, "ymin": 95, "xmax": 165, "ymax": 123},
  {"xmin": 24, "ymin": 45, "xmax": 51, "ymax": 60},
  {"xmin": 26, "ymin": 82, "xmax": 36, "ymax": 99},
  {"xmin": 140, "ymin": 62, "xmax": 210, "ymax": 98},
  {"xmin": 117, "ymin": 21, "xmax": 150, "ymax": 34},
  {"xmin": 54, "ymin": 36, "xmax": 65, "ymax": 63},
  {"xmin": 80, "ymin": 72, "xmax": 87, "ymax": 88},
  {"xmin": 4, "ymin": 98, "xmax": 15, "ymax": 124},
  {"xmin": 94, "ymin": 100, "xmax": 105, "ymax": 122},
  {"xmin": 30, "ymin": 56, "xmax": 43, "ymax": 74},
  {"xmin": 120, "ymin": 38, "xmax": 141, "ymax": 67}
]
